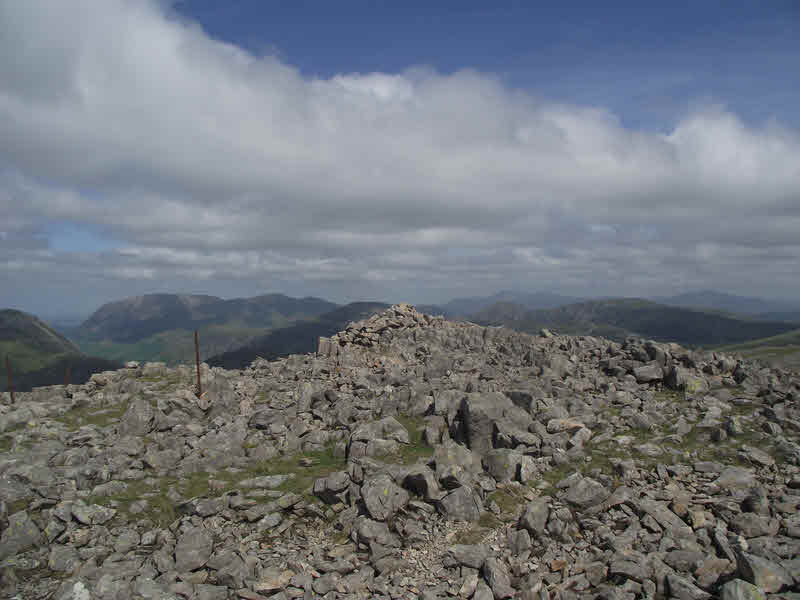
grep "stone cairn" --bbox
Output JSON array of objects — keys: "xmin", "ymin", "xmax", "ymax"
[{"xmin": 0, "ymin": 304, "xmax": 798, "ymax": 599}]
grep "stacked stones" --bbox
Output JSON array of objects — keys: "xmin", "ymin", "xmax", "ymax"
[{"xmin": 0, "ymin": 304, "xmax": 797, "ymax": 599}]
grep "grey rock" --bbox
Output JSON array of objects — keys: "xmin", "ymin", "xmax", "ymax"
[
  {"xmin": 439, "ymin": 485, "xmax": 483, "ymax": 521},
  {"xmin": 563, "ymin": 476, "xmax": 609, "ymax": 509},
  {"xmin": 483, "ymin": 557, "xmax": 514, "ymax": 599},
  {"xmin": 719, "ymin": 579, "xmax": 766, "ymax": 600},
  {"xmin": 48, "ymin": 545, "xmax": 80, "ymax": 572},
  {"xmin": 402, "ymin": 464, "xmax": 443, "ymax": 502},
  {"xmin": 638, "ymin": 499, "xmax": 694, "ymax": 538},
  {"xmin": 472, "ymin": 580, "xmax": 495, "ymax": 600},
  {"xmin": 174, "ymin": 527, "xmax": 214, "ymax": 572},
  {"xmin": 118, "ymin": 397, "xmax": 155, "ymax": 437},
  {"xmin": 447, "ymin": 544, "xmax": 488, "ymax": 569},
  {"xmin": 634, "ymin": 363, "xmax": 664, "ymax": 383},
  {"xmin": 519, "ymin": 498, "xmax": 550, "ymax": 537},
  {"xmin": 361, "ymin": 474, "xmax": 409, "ymax": 521},
  {"xmin": 666, "ymin": 573, "xmax": 712, "ymax": 600},
  {"xmin": 736, "ymin": 552, "xmax": 793, "ymax": 593},
  {"xmin": 0, "ymin": 510, "xmax": 42, "ymax": 560},
  {"xmin": 482, "ymin": 449, "xmax": 524, "ymax": 483},
  {"xmin": 714, "ymin": 467, "xmax": 756, "ymax": 490}
]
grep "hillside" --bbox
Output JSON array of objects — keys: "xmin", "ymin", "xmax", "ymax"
[
  {"xmin": 0, "ymin": 309, "xmax": 123, "ymax": 392},
  {"xmin": 0, "ymin": 309, "xmax": 81, "ymax": 374},
  {"xmin": 657, "ymin": 290, "xmax": 800, "ymax": 315},
  {"xmin": 70, "ymin": 293, "xmax": 338, "ymax": 365},
  {"xmin": 716, "ymin": 328, "xmax": 800, "ymax": 370},
  {"xmin": 442, "ymin": 290, "xmax": 580, "ymax": 316},
  {"xmin": 207, "ymin": 301, "xmax": 389, "ymax": 369},
  {"xmin": 471, "ymin": 298, "xmax": 798, "ymax": 346},
  {"xmin": 1, "ymin": 304, "xmax": 798, "ymax": 599}
]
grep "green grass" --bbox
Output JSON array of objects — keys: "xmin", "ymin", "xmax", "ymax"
[
  {"xmin": 74, "ymin": 323, "xmax": 274, "ymax": 366},
  {"xmin": 393, "ymin": 416, "xmax": 434, "ymax": 465},
  {"xmin": 485, "ymin": 485, "xmax": 529, "ymax": 519},
  {"xmin": 54, "ymin": 400, "xmax": 131, "ymax": 431},
  {"xmin": 0, "ymin": 435, "xmax": 13, "ymax": 452}
]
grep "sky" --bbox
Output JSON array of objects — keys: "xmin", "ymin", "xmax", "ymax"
[{"xmin": 1, "ymin": 0, "xmax": 799, "ymax": 317}]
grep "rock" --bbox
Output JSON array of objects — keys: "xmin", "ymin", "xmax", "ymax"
[
  {"xmin": 634, "ymin": 363, "xmax": 664, "ymax": 383},
  {"xmin": 439, "ymin": 485, "xmax": 483, "ymax": 521},
  {"xmin": 351, "ymin": 416, "xmax": 409, "ymax": 444},
  {"xmin": 118, "ymin": 397, "xmax": 155, "ymax": 436},
  {"xmin": 483, "ymin": 449, "xmax": 524, "ymax": 483},
  {"xmin": 562, "ymin": 476, "xmax": 609, "ymax": 509},
  {"xmin": 353, "ymin": 517, "xmax": 400, "ymax": 548},
  {"xmin": 402, "ymin": 465, "xmax": 442, "ymax": 501},
  {"xmin": 666, "ymin": 573, "xmax": 712, "ymax": 600},
  {"xmin": 714, "ymin": 468, "xmax": 757, "ymax": 489},
  {"xmin": 0, "ymin": 511, "xmax": 43, "ymax": 560},
  {"xmin": 638, "ymin": 499, "xmax": 694, "ymax": 538},
  {"xmin": 719, "ymin": 579, "xmax": 766, "ymax": 600},
  {"xmin": 483, "ymin": 557, "xmax": 514, "ymax": 599},
  {"xmin": 53, "ymin": 579, "xmax": 95, "ymax": 600},
  {"xmin": 175, "ymin": 527, "xmax": 214, "ymax": 572},
  {"xmin": 361, "ymin": 474, "xmax": 409, "ymax": 521},
  {"xmin": 736, "ymin": 552, "xmax": 793, "ymax": 593},
  {"xmin": 519, "ymin": 498, "xmax": 550, "ymax": 537},
  {"xmin": 447, "ymin": 544, "xmax": 488, "ymax": 569}
]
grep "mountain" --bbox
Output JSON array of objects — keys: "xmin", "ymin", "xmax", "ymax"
[
  {"xmin": 442, "ymin": 290, "xmax": 581, "ymax": 317},
  {"xmin": 78, "ymin": 293, "xmax": 337, "ymax": 343},
  {"xmin": 471, "ymin": 298, "xmax": 798, "ymax": 347},
  {"xmin": 656, "ymin": 290, "xmax": 800, "ymax": 316},
  {"xmin": 752, "ymin": 311, "xmax": 800, "ymax": 323},
  {"xmin": 69, "ymin": 293, "xmax": 339, "ymax": 365},
  {"xmin": 207, "ymin": 301, "xmax": 390, "ymax": 369},
  {"xmin": 0, "ymin": 309, "xmax": 122, "ymax": 392},
  {"xmin": 0, "ymin": 309, "xmax": 81, "ymax": 373}
]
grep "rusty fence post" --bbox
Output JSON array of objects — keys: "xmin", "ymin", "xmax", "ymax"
[
  {"xmin": 5, "ymin": 356, "xmax": 14, "ymax": 404},
  {"xmin": 194, "ymin": 330, "xmax": 202, "ymax": 398}
]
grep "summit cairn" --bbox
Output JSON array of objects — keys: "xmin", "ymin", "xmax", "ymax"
[{"xmin": 0, "ymin": 305, "xmax": 798, "ymax": 599}]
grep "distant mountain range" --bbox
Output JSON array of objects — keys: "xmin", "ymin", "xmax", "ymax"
[
  {"xmin": 441, "ymin": 291, "xmax": 582, "ymax": 316},
  {"xmin": 470, "ymin": 298, "xmax": 798, "ymax": 347},
  {"xmin": 4, "ymin": 288, "xmax": 800, "ymax": 391},
  {"xmin": 655, "ymin": 290, "xmax": 800, "ymax": 317}
]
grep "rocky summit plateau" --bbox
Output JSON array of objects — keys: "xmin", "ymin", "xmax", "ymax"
[{"xmin": 1, "ymin": 305, "xmax": 798, "ymax": 600}]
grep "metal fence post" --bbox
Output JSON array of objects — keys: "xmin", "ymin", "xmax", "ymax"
[
  {"xmin": 5, "ymin": 356, "xmax": 14, "ymax": 404},
  {"xmin": 194, "ymin": 330, "xmax": 202, "ymax": 398}
]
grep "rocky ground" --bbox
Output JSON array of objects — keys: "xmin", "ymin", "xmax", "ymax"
[{"xmin": 0, "ymin": 304, "xmax": 798, "ymax": 600}]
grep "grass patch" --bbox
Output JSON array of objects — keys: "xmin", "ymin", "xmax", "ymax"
[
  {"xmin": 393, "ymin": 415, "xmax": 434, "ymax": 465},
  {"xmin": 453, "ymin": 518, "xmax": 498, "ymax": 544},
  {"xmin": 55, "ymin": 400, "xmax": 130, "ymax": 431},
  {"xmin": 486, "ymin": 485, "xmax": 528, "ymax": 519},
  {"xmin": 89, "ymin": 478, "xmax": 179, "ymax": 528}
]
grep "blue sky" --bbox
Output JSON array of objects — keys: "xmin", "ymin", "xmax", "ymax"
[
  {"xmin": 1, "ymin": 1, "xmax": 799, "ymax": 316},
  {"xmin": 175, "ymin": 0, "xmax": 800, "ymax": 130}
]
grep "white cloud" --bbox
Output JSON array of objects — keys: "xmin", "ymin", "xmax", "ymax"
[{"xmin": 0, "ymin": 0, "xmax": 799, "ymax": 314}]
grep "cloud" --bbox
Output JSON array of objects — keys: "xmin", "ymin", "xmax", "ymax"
[{"xmin": 1, "ymin": 0, "xmax": 799, "ymax": 314}]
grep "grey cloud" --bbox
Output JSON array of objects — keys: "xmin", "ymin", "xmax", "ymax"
[{"xmin": 1, "ymin": 0, "xmax": 799, "ymax": 316}]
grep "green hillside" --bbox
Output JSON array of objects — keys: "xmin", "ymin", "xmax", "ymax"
[
  {"xmin": 715, "ymin": 328, "xmax": 800, "ymax": 369},
  {"xmin": 0, "ymin": 309, "xmax": 124, "ymax": 392},
  {"xmin": 69, "ymin": 293, "xmax": 338, "ymax": 365},
  {"xmin": 471, "ymin": 298, "xmax": 798, "ymax": 347},
  {"xmin": 0, "ymin": 309, "xmax": 81, "ymax": 374}
]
